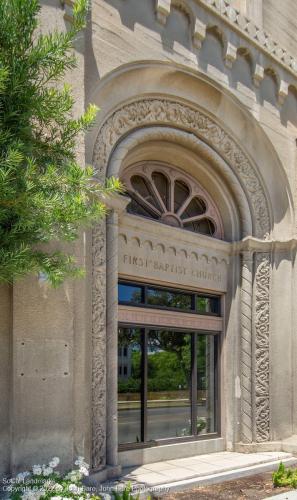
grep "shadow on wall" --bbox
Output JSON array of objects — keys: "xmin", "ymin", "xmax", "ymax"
[
  {"xmin": 101, "ymin": 0, "xmax": 297, "ymax": 122},
  {"xmin": 104, "ymin": 0, "xmax": 193, "ymax": 53}
]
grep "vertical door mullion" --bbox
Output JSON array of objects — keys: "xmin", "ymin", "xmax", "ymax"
[
  {"xmin": 141, "ymin": 328, "xmax": 148, "ymax": 442},
  {"xmin": 214, "ymin": 334, "xmax": 220, "ymax": 435},
  {"xmin": 191, "ymin": 333, "xmax": 197, "ymax": 435}
]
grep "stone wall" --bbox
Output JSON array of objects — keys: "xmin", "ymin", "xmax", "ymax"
[
  {"xmin": 263, "ymin": 0, "xmax": 297, "ymax": 58},
  {"xmin": 0, "ymin": 285, "xmax": 11, "ymax": 476},
  {"xmin": 1, "ymin": 0, "xmax": 297, "ymax": 476}
]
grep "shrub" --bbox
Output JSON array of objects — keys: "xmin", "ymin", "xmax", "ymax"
[
  {"xmin": 6, "ymin": 456, "xmax": 101, "ymax": 500},
  {"xmin": 272, "ymin": 461, "xmax": 297, "ymax": 488},
  {"xmin": 0, "ymin": 0, "xmax": 121, "ymax": 286}
]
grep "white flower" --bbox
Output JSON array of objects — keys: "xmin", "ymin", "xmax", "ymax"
[
  {"xmin": 68, "ymin": 484, "xmax": 83, "ymax": 494},
  {"xmin": 49, "ymin": 457, "xmax": 60, "ymax": 468},
  {"xmin": 42, "ymin": 466, "xmax": 53, "ymax": 477},
  {"xmin": 51, "ymin": 496, "xmax": 62, "ymax": 500},
  {"xmin": 53, "ymin": 483, "xmax": 63, "ymax": 493},
  {"xmin": 32, "ymin": 465, "xmax": 42, "ymax": 476},
  {"xmin": 16, "ymin": 471, "xmax": 31, "ymax": 482},
  {"xmin": 79, "ymin": 466, "xmax": 89, "ymax": 477},
  {"xmin": 65, "ymin": 470, "xmax": 82, "ymax": 482},
  {"xmin": 21, "ymin": 490, "xmax": 44, "ymax": 500},
  {"xmin": 74, "ymin": 456, "xmax": 85, "ymax": 466}
]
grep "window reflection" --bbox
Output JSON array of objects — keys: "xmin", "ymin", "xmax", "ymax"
[
  {"xmin": 118, "ymin": 328, "xmax": 218, "ymax": 445},
  {"xmin": 118, "ymin": 284, "xmax": 143, "ymax": 304},
  {"xmin": 147, "ymin": 288, "xmax": 192, "ymax": 311},
  {"xmin": 118, "ymin": 327, "xmax": 142, "ymax": 444},
  {"xmin": 147, "ymin": 330, "xmax": 191, "ymax": 440},
  {"xmin": 197, "ymin": 335, "xmax": 216, "ymax": 434}
]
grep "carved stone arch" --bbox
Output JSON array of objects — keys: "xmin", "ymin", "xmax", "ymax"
[
  {"xmin": 90, "ymin": 97, "xmax": 273, "ymax": 469},
  {"xmin": 107, "ymin": 126, "xmax": 252, "ymax": 238},
  {"xmin": 93, "ymin": 98, "xmax": 271, "ymax": 238}
]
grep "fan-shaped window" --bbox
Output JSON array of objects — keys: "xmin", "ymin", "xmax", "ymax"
[{"xmin": 122, "ymin": 163, "xmax": 223, "ymax": 239}]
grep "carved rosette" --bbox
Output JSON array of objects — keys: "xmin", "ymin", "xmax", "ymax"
[
  {"xmin": 92, "ymin": 98, "xmax": 270, "ymax": 238},
  {"xmin": 254, "ymin": 253, "xmax": 271, "ymax": 442}
]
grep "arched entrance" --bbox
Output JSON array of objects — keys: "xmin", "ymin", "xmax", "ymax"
[{"xmin": 89, "ymin": 66, "xmax": 293, "ymax": 470}]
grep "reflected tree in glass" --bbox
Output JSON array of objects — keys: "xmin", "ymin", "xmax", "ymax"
[{"xmin": 118, "ymin": 328, "xmax": 142, "ymax": 444}]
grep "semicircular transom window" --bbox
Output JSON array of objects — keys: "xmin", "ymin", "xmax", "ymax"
[{"xmin": 122, "ymin": 162, "xmax": 223, "ymax": 239}]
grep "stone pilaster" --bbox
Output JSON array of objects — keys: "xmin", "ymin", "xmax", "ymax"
[
  {"xmin": 253, "ymin": 253, "xmax": 271, "ymax": 442},
  {"xmin": 106, "ymin": 209, "xmax": 119, "ymax": 466},
  {"xmin": 240, "ymin": 251, "xmax": 254, "ymax": 443}
]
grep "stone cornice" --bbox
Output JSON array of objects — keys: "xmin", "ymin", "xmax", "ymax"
[
  {"xmin": 101, "ymin": 192, "xmax": 131, "ymax": 214},
  {"xmin": 233, "ymin": 236, "xmax": 297, "ymax": 254},
  {"xmin": 197, "ymin": 0, "xmax": 297, "ymax": 77},
  {"xmin": 155, "ymin": 0, "xmax": 297, "ymax": 98}
]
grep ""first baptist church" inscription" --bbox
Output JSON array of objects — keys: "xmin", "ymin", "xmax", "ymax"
[{"xmin": 122, "ymin": 254, "xmax": 222, "ymax": 283}]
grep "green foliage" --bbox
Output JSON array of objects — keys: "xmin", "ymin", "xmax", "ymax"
[
  {"xmin": 272, "ymin": 461, "xmax": 297, "ymax": 488},
  {"xmin": 7, "ymin": 456, "xmax": 102, "ymax": 500},
  {"xmin": 0, "ymin": 0, "xmax": 120, "ymax": 286},
  {"xmin": 112, "ymin": 482, "xmax": 149, "ymax": 500}
]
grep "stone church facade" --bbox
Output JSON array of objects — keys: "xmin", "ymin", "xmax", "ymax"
[{"xmin": 1, "ymin": 0, "xmax": 297, "ymax": 480}]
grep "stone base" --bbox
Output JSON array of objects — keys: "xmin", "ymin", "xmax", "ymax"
[
  {"xmin": 118, "ymin": 438, "xmax": 225, "ymax": 467},
  {"xmin": 282, "ymin": 435, "xmax": 297, "ymax": 455},
  {"xmin": 86, "ymin": 465, "xmax": 122, "ymax": 486},
  {"xmin": 234, "ymin": 441, "xmax": 283, "ymax": 453}
]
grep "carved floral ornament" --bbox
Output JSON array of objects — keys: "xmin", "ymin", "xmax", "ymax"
[{"xmin": 92, "ymin": 98, "xmax": 271, "ymax": 239}]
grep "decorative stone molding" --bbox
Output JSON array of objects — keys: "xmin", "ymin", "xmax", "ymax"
[
  {"xmin": 253, "ymin": 64, "xmax": 264, "ymax": 88},
  {"xmin": 155, "ymin": 0, "xmax": 171, "ymax": 25},
  {"xmin": 108, "ymin": 126, "xmax": 253, "ymax": 237},
  {"xmin": 224, "ymin": 41, "xmax": 237, "ymax": 68},
  {"xmin": 118, "ymin": 305, "xmax": 223, "ymax": 331},
  {"xmin": 91, "ymin": 98, "xmax": 272, "ymax": 467},
  {"xmin": 198, "ymin": 0, "xmax": 297, "ymax": 79},
  {"xmin": 240, "ymin": 251, "xmax": 253, "ymax": 443},
  {"xmin": 93, "ymin": 98, "xmax": 271, "ymax": 238},
  {"xmin": 193, "ymin": 18, "xmax": 207, "ymax": 48},
  {"xmin": 92, "ymin": 219, "xmax": 107, "ymax": 469},
  {"xmin": 278, "ymin": 80, "xmax": 289, "ymax": 106},
  {"xmin": 254, "ymin": 253, "xmax": 271, "ymax": 442}
]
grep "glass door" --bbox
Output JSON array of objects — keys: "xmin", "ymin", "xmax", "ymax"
[
  {"xmin": 118, "ymin": 326, "xmax": 219, "ymax": 448},
  {"xmin": 146, "ymin": 329, "xmax": 192, "ymax": 441}
]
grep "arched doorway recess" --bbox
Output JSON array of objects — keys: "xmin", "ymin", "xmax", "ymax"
[{"xmin": 90, "ymin": 90, "xmax": 292, "ymax": 470}]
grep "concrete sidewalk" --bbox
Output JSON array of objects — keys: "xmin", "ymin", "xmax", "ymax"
[{"xmin": 101, "ymin": 451, "xmax": 297, "ymax": 497}]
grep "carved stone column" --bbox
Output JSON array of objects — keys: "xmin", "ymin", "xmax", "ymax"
[
  {"xmin": 105, "ymin": 194, "xmax": 130, "ymax": 467},
  {"xmin": 92, "ymin": 193, "xmax": 130, "ymax": 470},
  {"xmin": 240, "ymin": 251, "xmax": 254, "ymax": 443},
  {"xmin": 253, "ymin": 253, "xmax": 271, "ymax": 442},
  {"xmin": 92, "ymin": 219, "xmax": 107, "ymax": 469},
  {"xmin": 106, "ymin": 209, "xmax": 118, "ymax": 465}
]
